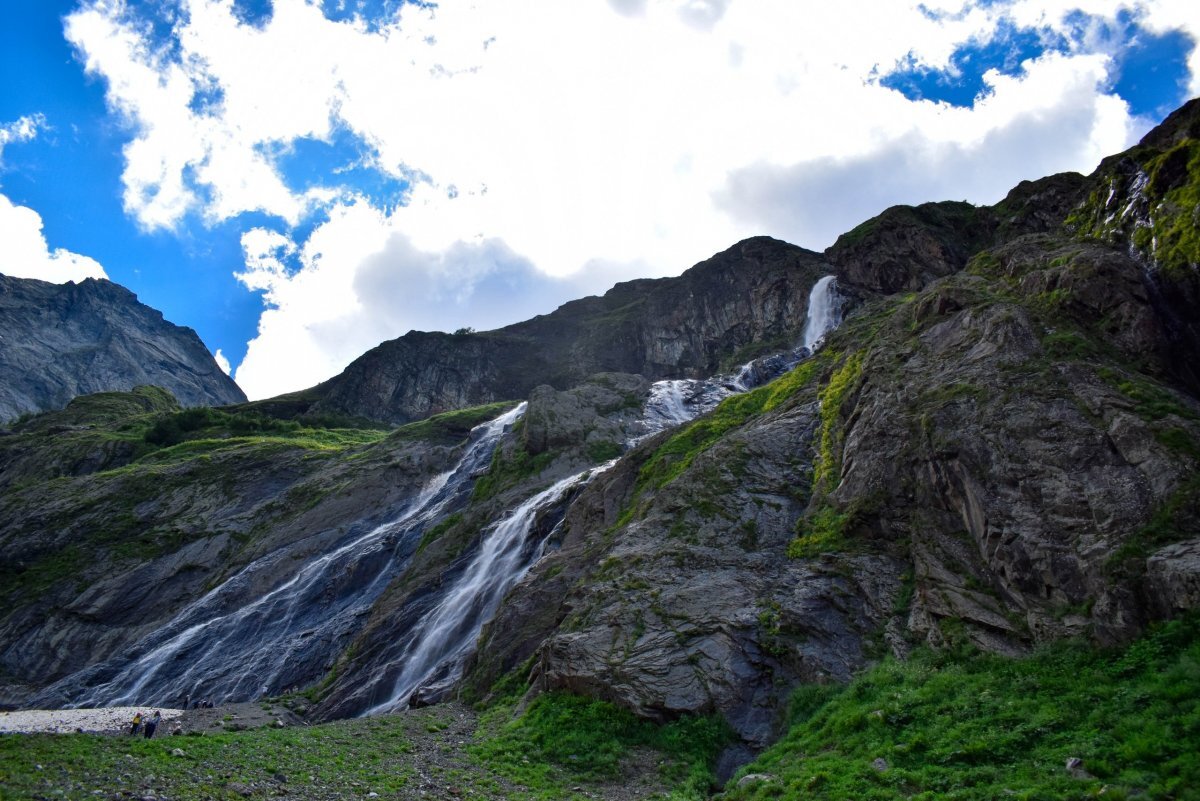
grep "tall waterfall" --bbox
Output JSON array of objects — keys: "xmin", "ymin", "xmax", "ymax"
[
  {"xmin": 45, "ymin": 404, "xmax": 526, "ymax": 708},
  {"xmin": 361, "ymin": 462, "xmax": 615, "ymax": 714},
  {"xmin": 802, "ymin": 275, "xmax": 840, "ymax": 351}
]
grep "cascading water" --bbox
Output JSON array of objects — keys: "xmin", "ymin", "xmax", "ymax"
[
  {"xmin": 802, "ymin": 275, "xmax": 840, "ymax": 352},
  {"xmin": 37, "ymin": 275, "xmax": 843, "ymax": 714},
  {"xmin": 360, "ymin": 462, "xmax": 616, "ymax": 714},
  {"xmin": 640, "ymin": 275, "xmax": 842, "ymax": 436},
  {"xmin": 41, "ymin": 403, "xmax": 526, "ymax": 709}
]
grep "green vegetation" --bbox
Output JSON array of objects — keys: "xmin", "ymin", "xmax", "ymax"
[
  {"xmin": 1071, "ymin": 138, "xmax": 1200, "ymax": 277},
  {"xmin": 1098, "ymin": 368, "xmax": 1200, "ymax": 423},
  {"xmin": 472, "ymin": 444, "xmax": 557, "ymax": 502},
  {"xmin": 415, "ymin": 512, "xmax": 464, "ymax": 556},
  {"xmin": 725, "ymin": 613, "xmax": 1200, "ymax": 800},
  {"xmin": 585, "ymin": 439, "xmax": 624, "ymax": 463},
  {"xmin": 0, "ymin": 716, "xmax": 419, "ymax": 800},
  {"xmin": 812, "ymin": 352, "xmax": 863, "ymax": 492},
  {"xmin": 1041, "ymin": 328, "xmax": 1100, "ymax": 361},
  {"xmin": 0, "ymin": 694, "xmax": 728, "ymax": 801},
  {"xmin": 787, "ymin": 505, "xmax": 850, "ymax": 559},
  {"xmin": 1109, "ymin": 473, "xmax": 1200, "ymax": 570},
  {"xmin": 144, "ymin": 406, "xmax": 305, "ymax": 446},
  {"xmin": 635, "ymin": 357, "xmax": 825, "ymax": 496},
  {"xmin": 390, "ymin": 401, "xmax": 519, "ymax": 446},
  {"xmin": 1142, "ymin": 140, "xmax": 1200, "ymax": 276},
  {"xmin": 472, "ymin": 692, "xmax": 730, "ymax": 800}
]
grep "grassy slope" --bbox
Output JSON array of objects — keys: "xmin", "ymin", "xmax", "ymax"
[
  {"xmin": 0, "ymin": 695, "xmax": 726, "ymax": 801},
  {"xmin": 1, "ymin": 617, "xmax": 1196, "ymax": 800},
  {"xmin": 722, "ymin": 614, "xmax": 1200, "ymax": 801},
  {"xmin": 0, "ymin": 396, "xmax": 516, "ymax": 610}
]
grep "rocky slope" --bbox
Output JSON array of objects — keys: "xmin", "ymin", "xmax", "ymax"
[
  {"xmin": 0, "ymin": 392, "xmax": 496, "ymax": 706},
  {"xmin": 455, "ymin": 100, "xmax": 1200, "ymax": 749},
  {"xmin": 1, "ymin": 98, "xmax": 1198, "ymax": 784},
  {"xmin": 0, "ymin": 275, "xmax": 245, "ymax": 423},
  {"xmin": 295, "ymin": 237, "xmax": 831, "ymax": 425}
]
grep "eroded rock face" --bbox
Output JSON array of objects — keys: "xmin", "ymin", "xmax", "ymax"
[
  {"xmin": 307, "ymin": 237, "xmax": 832, "ymax": 424},
  {"xmin": 467, "ymin": 237, "xmax": 1200, "ymax": 748},
  {"xmin": 0, "ymin": 397, "xmax": 459, "ymax": 707},
  {"xmin": 0, "ymin": 276, "xmax": 245, "ymax": 422}
]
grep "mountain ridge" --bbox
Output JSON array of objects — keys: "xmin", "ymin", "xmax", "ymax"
[{"xmin": 0, "ymin": 274, "xmax": 246, "ymax": 422}]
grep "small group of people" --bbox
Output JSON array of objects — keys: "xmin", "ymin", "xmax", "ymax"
[
  {"xmin": 179, "ymin": 694, "xmax": 215, "ymax": 709},
  {"xmin": 128, "ymin": 710, "xmax": 161, "ymax": 738}
]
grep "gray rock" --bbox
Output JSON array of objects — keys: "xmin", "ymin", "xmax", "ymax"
[
  {"xmin": 1066, "ymin": 757, "xmax": 1094, "ymax": 780},
  {"xmin": 0, "ymin": 275, "xmax": 244, "ymax": 423},
  {"xmin": 307, "ymin": 237, "xmax": 833, "ymax": 425}
]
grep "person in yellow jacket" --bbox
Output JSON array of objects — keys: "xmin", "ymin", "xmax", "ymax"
[{"xmin": 128, "ymin": 711, "xmax": 143, "ymax": 736}]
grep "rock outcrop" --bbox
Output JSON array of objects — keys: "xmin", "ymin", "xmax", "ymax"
[
  {"xmin": 0, "ymin": 275, "xmax": 245, "ymax": 422},
  {"xmin": 301, "ymin": 237, "xmax": 831, "ymax": 424}
]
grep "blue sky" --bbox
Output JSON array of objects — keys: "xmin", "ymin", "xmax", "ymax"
[{"xmin": 0, "ymin": 0, "xmax": 1196, "ymax": 399}]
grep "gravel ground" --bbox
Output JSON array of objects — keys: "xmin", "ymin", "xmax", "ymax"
[{"xmin": 0, "ymin": 706, "xmax": 185, "ymax": 735}]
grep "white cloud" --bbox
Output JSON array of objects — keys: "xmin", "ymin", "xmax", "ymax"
[
  {"xmin": 231, "ymin": 197, "xmax": 650, "ymax": 400},
  {"xmin": 0, "ymin": 114, "xmax": 110, "ymax": 284},
  {"xmin": 62, "ymin": 0, "xmax": 1200, "ymax": 399},
  {"xmin": 0, "ymin": 114, "xmax": 47, "ymax": 161},
  {"xmin": 716, "ymin": 53, "xmax": 1134, "ymax": 247},
  {"xmin": 0, "ymin": 193, "xmax": 109, "ymax": 284},
  {"xmin": 214, "ymin": 348, "xmax": 232, "ymax": 374}
]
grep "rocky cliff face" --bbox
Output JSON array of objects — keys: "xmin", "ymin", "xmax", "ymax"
[
  {"xmin": 454, "ymin": 101, "xmax": 1200, "ymax": 748},
  {"xmin": 0, "ymin": 275, "xmax": 245, "ymax": 422},
  {"xmin": 304, "ymin": 237, "xmax": 831, "ymax": 424}
]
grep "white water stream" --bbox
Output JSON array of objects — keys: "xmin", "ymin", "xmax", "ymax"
[
  {"xmin": 640, "ymin": 275, "xmax": 842, "ymax": 437},
  {"xmin": 362, "ymin": 461, "xmax": 617, "ymax": 714},
  {"xmin": 49, "ymin": 404, "xmax": 526, "ymax": 708},
  {"xmin": 39, "ymin": 275, "xmax": 842, "ymax": 713}
]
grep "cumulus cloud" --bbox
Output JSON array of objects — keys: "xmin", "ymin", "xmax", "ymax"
[
  {"xmin": 0, "ymin": 193, "xmax": 109, "ymax": 283},
  {"xmin": 0, "ymin": 116, "xmax": 109, "ymax": 284},
  {"xmin": 62, "ymin": 0, "xmax": 1200, "ymax": 398},
  {"xmin": 717, "ymin": 53, "xmax": 1134, "ymax": 247},
  {"xmin": 232, "ymin": 199, "xmax": 650, "ymax": 400}
]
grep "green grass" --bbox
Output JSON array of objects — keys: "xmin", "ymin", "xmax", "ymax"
[
  {"xmin": 415, "ymin": 512, "xmax": 464, "ymax": 555},
  {"xmin": 390, "ymin": 401, "xmax": 519, "ymax": 446},
  {"xmin": 812, "ymin": 352, "xmax": 863, "ymax": 493},
  {"xmin": 1099, "ymin": 368, "xmax": 1200, "ymax": 423},
  {"xmin": 1143, "ymin": 140, "xmax": 1200, "ymax": 277},
  {"xmin": 1108, "ymin": 473, "xmax": 1200, "ymax": 570},
  {"xmin": 472, "ymin": 444, "xmax": 557, "ymax": 502},
  {"xmin": 0, "ymin": 717, "xmax": 418, "ymax": 800},
  {"xmin": 787, "ymin": 505, "xmax": 850, "ymax": 559},
  {"xmin": 634, "ymin": 357, "xmax": 825, "ymax": 496},
  {"xmin": 1070, "ymin": 138, "xmax": 1200, "ymax": 277},
  {"xmin": 724, "ymin": 613, "xmax": 1200, "ymax": 800},
  {"xmin": 471, "ymin": 692, "xmax": 730, "ymax": 800}
]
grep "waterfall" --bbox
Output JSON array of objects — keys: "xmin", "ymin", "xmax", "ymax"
[
  {"xmin": 362, "ymin": 461, "xmax": 615, "ymax": 714},
  {"xmin": 802, "ymin": 275, "xmax": 840, "ymax": 351},
  {"xmin": 640, "ymin": 275, "xmax": 842, "ymax": 437},
  {"xmin": 34, "ymin": 275, "xmax": 845, "ymax": 713},
  {"xmin": 44, "ymin": 403, "xmax": 526, "ymax": 709}
]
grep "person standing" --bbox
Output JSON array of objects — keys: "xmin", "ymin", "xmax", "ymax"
[
  {"xmin": 128, "ymin": 711, "xmax": 143, "ymax": 736},
  {"xmin": 143, "ymin": 710, "xmax": 161, "ymax": 739}
]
